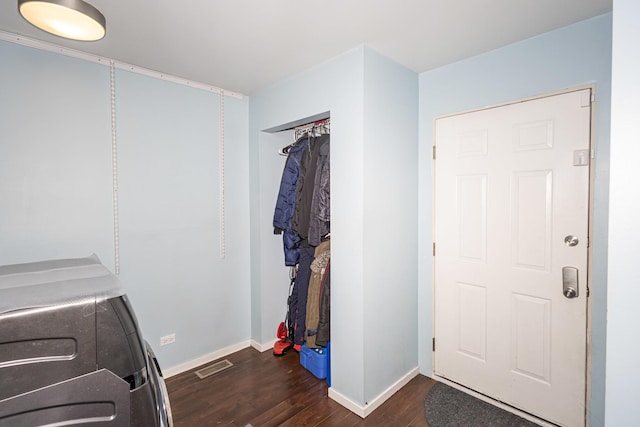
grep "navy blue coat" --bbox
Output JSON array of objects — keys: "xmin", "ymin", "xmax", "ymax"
[{"xmin": 273, "ymin": 136, "xmax": 310, "ymax": 266}]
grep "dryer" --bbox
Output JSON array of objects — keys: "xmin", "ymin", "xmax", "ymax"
[{"xmin": 0, "ymin": 255, "xmax": 173, "ymax": 426}]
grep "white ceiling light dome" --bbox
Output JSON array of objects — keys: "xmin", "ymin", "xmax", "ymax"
[{"xmin": 18, "ymin": 0, "xmax": 106, "ymax": 41}]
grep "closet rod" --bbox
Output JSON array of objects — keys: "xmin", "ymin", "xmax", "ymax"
[
  {"xmin": 279, "ymin": 118, "xmax": 330, "ymax": 156},
  {"xmin": 293, "ymin": 118, "xmax": 330, "ymax": 137}
]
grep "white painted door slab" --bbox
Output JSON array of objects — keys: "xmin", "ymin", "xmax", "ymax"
[{"xmin": 433, "ymin": 89, "xmax": 591, "ymax": 427}]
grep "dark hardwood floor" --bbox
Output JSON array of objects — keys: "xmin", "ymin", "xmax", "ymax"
[{"xmin": 165, "ymin": 346, "xmax": 436, "ymax": 426}]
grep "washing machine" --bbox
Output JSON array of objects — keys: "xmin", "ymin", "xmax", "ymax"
[{"xmin": 0, "ymin": 255, "xmax": 173, "ymax": 426}]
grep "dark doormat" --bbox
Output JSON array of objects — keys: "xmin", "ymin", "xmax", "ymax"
[{"xmin": 424, "ymin": 382, "xmax": 541, "ymax": 427}]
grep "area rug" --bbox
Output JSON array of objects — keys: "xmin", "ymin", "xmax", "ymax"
[{"xmin": 424, "ymin": 382, "xmax": 540, "ymax": 426}]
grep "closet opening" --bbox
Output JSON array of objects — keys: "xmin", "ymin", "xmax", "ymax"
[{"xmin": 265, "ymin": 112, "xmax": 332, "ymax": 385}]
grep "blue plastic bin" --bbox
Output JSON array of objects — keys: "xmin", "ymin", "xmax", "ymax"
[{"xmin": 300, "ymin": 344, "xmax": 328, "ymax": 380}]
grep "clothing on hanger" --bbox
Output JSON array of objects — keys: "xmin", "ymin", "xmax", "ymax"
[
  {"xmin": 279, "ymin": 118, "xmax": 330, "ymax": 156},
  {"xmin": 273, "ymin": 116, "xmax": 331, "ymax": 354}
]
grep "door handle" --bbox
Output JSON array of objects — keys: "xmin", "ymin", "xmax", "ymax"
[{"xmin": 562, "ymin": 267, "xmax": 579, "ymax": 299}]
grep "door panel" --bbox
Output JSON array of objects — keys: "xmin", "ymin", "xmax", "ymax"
[{"xmin": 434, "ymin": 89, "xmax": 591, "ymax": 427}]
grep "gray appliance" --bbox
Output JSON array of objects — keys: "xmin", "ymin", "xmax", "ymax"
[{"xmin": 0, "ymin": 255, "xmax": 173, "ymax": 427}]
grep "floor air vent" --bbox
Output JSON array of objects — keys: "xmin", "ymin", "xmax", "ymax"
[{"xmin": 195, "ymin": 359, "xmax": 234, "ymax": 379}]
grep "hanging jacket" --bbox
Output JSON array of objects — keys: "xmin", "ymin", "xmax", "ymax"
[
  {"xmin": 304, "ymin": 240, "xmax": 331, "ymax": 348},
  {"xmin": 308, "ymin": 137, "xmax": 330, "ymax": 246},
  {"xmin": 315, "ymin": 258, "xmax": 331, "ymax": 347},
  {"xmin": 290, "ymin": 246, "xmax": 314, "ymax": 346},
  {"xmin": 292, "ymin": 134, "xmax": 329, "ymax": 242},
  {"xmin": 273, "ymin": 135, "xmax": 310, "ymax": 266}
]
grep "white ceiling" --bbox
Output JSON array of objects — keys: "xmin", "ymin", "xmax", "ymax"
[{"xmin": 0, "ymin": 0, "xmax": 612, "ymax": 95}]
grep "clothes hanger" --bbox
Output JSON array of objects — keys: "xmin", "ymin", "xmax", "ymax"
[
  {"xmin": 279, "ymin": 130, "xmax": 311, "ymax": 156},
  {"xmin": 278, "ymin": 119, "xmax": 329, "ymax": 156},
  {"xmin": 278, "ymin": 145, "xmax": 292, "ymax": 156}
]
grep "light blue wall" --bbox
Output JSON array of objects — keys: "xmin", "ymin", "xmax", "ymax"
[
  {"xmin": 362, "ymin": 48, "xmax": 419, "ymax": 404},
  {"xmin": 249, "ymin": 46, "xmax": 419, "ymax": 407},
  {"xmin": 250, "ymin": 129, "xmax": 291, "ymax": 346},
  {"xmin": 0, "ymin": 41, "xmax": 113, "ymax": 266},
  {"xmin": 115, "ymin": 70, "xmax": 251, "ymax": 367},
  {"xmin": 250, "ymin": 47, "xmax": 367, "ymax": 403},
  {"xmin": 418, "ymin": 14, "xmax": 612, "ymax": 426},
  {"xmin": 606, "ymin": 1, "xmax": 640, "ymax": 424},
  {"xmin": 0, "ymin": 40, "xmax": 251, "ymax": 369}
]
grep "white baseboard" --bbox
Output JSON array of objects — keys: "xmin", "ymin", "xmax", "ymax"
[
  {"xmin": 163, "ymin": 340, "xmax": 251, "ymax": 378},
  {"xmin": 163, "ymin": 338, "xmax": 280, "ymax": 378},
  {"xmin": 328, "ymin": 367, "xmax": 420, "ymax": 418},
  {"xmin": 250, "ymin": 338, "xmax": 278, "ymax": 353},
  {"xmin": 328, "ymin": 388, "xmax": 366, "ymax": 418}
]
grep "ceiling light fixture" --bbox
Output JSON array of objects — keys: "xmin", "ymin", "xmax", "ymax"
[{"xmin": 18, "ymin": 0, "xmax": 106, "ymax": 41}]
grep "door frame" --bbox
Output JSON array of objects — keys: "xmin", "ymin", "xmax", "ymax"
[{"xmin": 430, "ymin": 85, "xmax": 596, "ymax": 426}]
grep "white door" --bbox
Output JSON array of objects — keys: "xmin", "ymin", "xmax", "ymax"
[{"xmin": 433, "ymin": 89, "xmax": 591, "ymax": 426}]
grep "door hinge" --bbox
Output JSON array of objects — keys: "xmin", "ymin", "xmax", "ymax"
[
  {"xmin": 432, "ymin": 146, "xmax": 436, "ymax": 160},
  {"xmin": 586, "ymin": 286, "xmax": 590, "ymax": 297},
  {"xmin": 581, "ymin": 91, "xmax": 594, "ymax": 107},
  {"xmin": 432, "ymin": 337, "xmax": 435, "ymax": 352},
  {"xmin": 432, "ymin": 242, "xmax": 435, "ymax": 256}
]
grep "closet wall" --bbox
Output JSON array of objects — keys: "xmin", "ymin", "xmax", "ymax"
[
  {"xmin": 249, "ymin": 45, "xmax": 418, "ymax": 412},
  {"xmin": 249, "ymin": 48, "xmax": 365, "ymax": 402},
  {"xmin": 0, "ymin": 40, "xmax": 251, "ymax": 369},
  {"xmin": 418, "ymin": 13, "xmax": 612, "ymax": 425},
  {"xmin": 606, "ymin": 1, "xmax": 640, "ymax": 424}
]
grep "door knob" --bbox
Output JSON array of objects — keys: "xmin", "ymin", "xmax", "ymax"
[
  {"xmin": 562, "ymin": 267, "xmax": 579, "ymax": 299},
  {"xmin": 564, "ymin": 235, "xmax": 579, "ymax": 247}
]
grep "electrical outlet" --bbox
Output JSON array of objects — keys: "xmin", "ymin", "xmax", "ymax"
[{"xmin": 160, "ymin": 333, "xmax": 176, "ymax": 346}]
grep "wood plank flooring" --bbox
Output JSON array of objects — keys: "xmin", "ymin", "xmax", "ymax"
[{"xmin": 165, "ymin": 346, "xmax": 436, "ymax": 426}]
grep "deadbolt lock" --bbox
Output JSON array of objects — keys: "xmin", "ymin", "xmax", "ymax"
[{"xmin": 562, "ymin": 266, "xmax": 579, "ymax": 299}]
